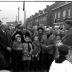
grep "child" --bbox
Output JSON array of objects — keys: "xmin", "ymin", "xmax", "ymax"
[
  {"xmin": 32, "ymin": 35, "xmax": 41, "ymax": 70},
  {"xmin": 32, "ymin": 36, "xmax": 41, "ymax": 58},
  {"xmin": 12, "ymin": 31, "xmax": 24, "ymax": 71},
  {"xmin": 22, "ymin": 32, "xmax": 33, "ymax": 70}
]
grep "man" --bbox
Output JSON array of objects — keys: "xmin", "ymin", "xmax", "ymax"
[
  {"xmin": 0, "ymin": 21, "xmax": 11, "ymax": 69},
  {"xmin": 37, "ymin": 27, "xmax": 44, "ymax": 70},
  {"xmin": 40, "ymin": 32, "xmax": 49, "ymax": 70},
  {"xmin": 37, "ymin": 27, "xmax": 44, "ymax": 42}
]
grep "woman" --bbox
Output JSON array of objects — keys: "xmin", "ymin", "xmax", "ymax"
[
  {"xmin": 11, "ymin": 31, "xmax": 24, "ymax": 71},
  {"xmin": 49, "ymin": 45, "xmax": 72, "ymax": 72}
]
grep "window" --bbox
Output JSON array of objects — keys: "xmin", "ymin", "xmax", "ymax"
[
  {"xmin": 58, "ymin": 12, "xmax": 60, "ymax": 18},
  {"xmin": 63, "ymin": 10, "xmax": 66, "ymax": 18},
  {"xmin": 43, "ymin": 17, "xmax": 46, "ymax": 21},
  {"xmin": 55, "ymin": 13, "xmax": 56, "ymax": 19},
  {"xmin": 35, "ymin": 19, "xmax": 38, "ymax": 22},
  {"xmin": 68, "ymin": 8, "xmax": 71, "ymax": 17},
  {"xmin": 54, "ymin": 13, "xmax": 56, "ymax": 22}
]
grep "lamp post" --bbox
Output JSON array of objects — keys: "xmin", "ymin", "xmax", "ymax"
[
  {"xmin": 18, "ymin": 6, "xmax": 25, "ymax": 25},
  {"xmin": 18, "ymin": 7, "xmax": 20, "ymax": 24},
  {"xmin": 23, "ymin": 1, "xmax": 26, "ymax": 28}
]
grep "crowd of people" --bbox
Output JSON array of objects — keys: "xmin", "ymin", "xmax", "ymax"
[{"xmin": 0, "ymin": 21, "xmax": 72, "ymax": 72}]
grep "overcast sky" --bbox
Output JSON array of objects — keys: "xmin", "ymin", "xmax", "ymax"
[
  {"xmin": 25, "ymin": 2, "xmax": 55, "ymax": 18},
  {"xmin": 0, "ymin": 1, "xmax": 55, "ymax": 24}
]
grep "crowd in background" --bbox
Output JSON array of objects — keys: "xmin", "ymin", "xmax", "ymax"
[{"xmin": 0, "ymin": 21, "xmax": 72, "ymax": 72}]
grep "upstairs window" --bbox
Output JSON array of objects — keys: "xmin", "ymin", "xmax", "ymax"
[
  {"xmin": 54, "ymin": 13, "xmax": 57, "ymax": 22},
  {"xmin": 63, "ymin": 10, "xmax": 66, "ymax": 18},
  {"xmin": 58, "ymin": 11, "xmax": 60, "ymax": 18},
  {"xmin": 55, "ymin": 13, "xmax": 56, "ymax": 19},
  {"xmin": 68, "ymin": 8, "xmax": 71, "ymax": 17}
]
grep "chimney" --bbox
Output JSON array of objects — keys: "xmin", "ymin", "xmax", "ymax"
[
  {"xmin": 46, "ymin": 5, "xmax": 49, "ymax": 8},
  {"xmin": 39, "ymin": 10, "xmax": 43, "ymax": 14}
]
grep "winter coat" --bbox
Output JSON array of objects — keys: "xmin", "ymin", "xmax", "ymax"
[
  {"xmin": 32, "ymin": 40, "xmax": 41, "ymax": 56},
  {"xmin": 12, "ymin": 41, "xmax": 23, "ymax": 50},
  {"xmin": 22, "ymin": 41, "xmax": 33, "ymax": 60}
]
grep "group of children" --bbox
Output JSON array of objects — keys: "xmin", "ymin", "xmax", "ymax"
[
  {"xmin": 10, "ymin": 27, "xmax": 62, "ymax": 71},
  {"xmin": 11, "ymin": 30, "xmax": 41, "ymax": 71}
]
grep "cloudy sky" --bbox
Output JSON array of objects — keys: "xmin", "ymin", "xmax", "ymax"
[
  {"xmin": 25, "ymin": 2, "xmax": 55, "ymax": 17},
  {"xmin": 0, "ymin": 1, "xmax": 55, "ymax": 24}
]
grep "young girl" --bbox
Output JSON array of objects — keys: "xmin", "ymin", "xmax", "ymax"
[
  {"xmin": 22, "ymin": 32, "xmax": 33, "ymax": 70},
  {"xmin": 32, "ymin": 35, "xmax": 41, "ymax": 70},
  {"xmin": 32, "ymin": 36, "xmax": 41, "ymax": 57}
]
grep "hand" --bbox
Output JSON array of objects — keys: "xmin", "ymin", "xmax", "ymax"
[
  {"xmin": 45, "ymin": 46, "xmax": 48, "ymax": 48},
  {"xmin": 35, "ymin": 54, "xmax": 38, "ymax": 57},
  {"xmin": 17, "ymin": 48, "xmax": 23, "ymax": 50},
  {"xmin": 7, "ymin": 47, "xmax": 11, "ymax": 52},
  {"xmin": 32, "ymin": 55, "xmax": 34, "ymax": 57}
]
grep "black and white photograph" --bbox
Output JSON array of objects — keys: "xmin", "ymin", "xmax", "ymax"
[{"xmin": 0, "ymin": 1, "xmax": 72, "ymax": 72}]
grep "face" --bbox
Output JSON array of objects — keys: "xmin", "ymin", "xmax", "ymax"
[
  {"xmin": 16, "ymin": 36, "xmax": 21, "ymax": 42},
  {"xmin": 25, "ymin": 37, "xmax": 30, "ymax": 42},
  {"xmin": 34, "ymin": 36, "xmax": 38, "ymax": 41},
  {"xmin": 38, "ymin": 29, "xmax": 43, "ymax": 33},
  {"xmin": 46, "ymin": 30, "xmax": 50, "ymax": 34},
  {"xmin": 57, "ymin": 36, "xmax": 61, "ymax": 40}
]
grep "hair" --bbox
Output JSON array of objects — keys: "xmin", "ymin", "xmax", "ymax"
[
  {"xmin": 24, "ymin": 31, "xmax": 30, "ymax": 38},
  {"xmin": 55, "ymin": 45, "xmax": 68, "ymax": 63},
  {"xmin": 11, "ymin": 31, "xmax": 24, "ymax": 43},
  {"xmin": 37, "ymin": 27, "xmax": 44, "ymax": 31},
  {"xmin": 58, "ymin": 45, "xmax": 68, "ymax": 56}
]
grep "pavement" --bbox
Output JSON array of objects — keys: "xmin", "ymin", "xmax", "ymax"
[
  {"xmin": 0, "ymin": 70, "xmax": 48, "ymax": 72},
  {"xmin": 0, "ymin": 70, "xmax": 11, "ymax": 72}
]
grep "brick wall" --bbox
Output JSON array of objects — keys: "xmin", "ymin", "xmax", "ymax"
[{"xmin": 52, "ymin": 2, "xmax": 72, "ymax": 23}]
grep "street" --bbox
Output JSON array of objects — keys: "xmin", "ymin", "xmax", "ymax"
[{"xmin": 0, "ymin": 70, "xmax": 48, "ymax": 72}]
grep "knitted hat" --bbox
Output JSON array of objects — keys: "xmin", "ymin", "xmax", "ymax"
[
  {"xmin": 25, "ymin": 31, "xmax": 30, "ymax": 37},
  {"xmin": 15, "ymin": 34, "xmax": 21, "ymax": 38},
  {"xmin": 37, "ymin": 27, "xmax": 44, "ymax": 31}
]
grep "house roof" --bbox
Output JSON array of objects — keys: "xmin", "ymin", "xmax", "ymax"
[
  {"xmin": 7, "ymin": 22, "xmax": 18, "ymax": 26},
  {"xmin": 52, "ymin": 2, "xmax": 71, "ymax": 10}
]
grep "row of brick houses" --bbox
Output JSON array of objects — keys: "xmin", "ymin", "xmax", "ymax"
[
  {"xmin": 52, "ymin": 2, "xmax": 72, "ymax": 28},
  {"xmin": 26, "ymin": 5, "xmax": 50, "ymax": 28},
  {"xmin": 26, "ymin": 1, "xmax": 72, "ymax": 29}
]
